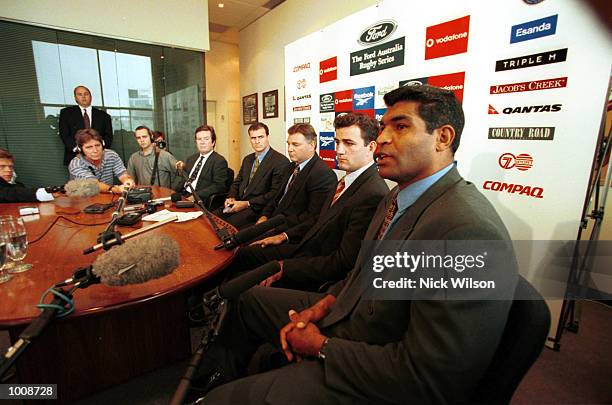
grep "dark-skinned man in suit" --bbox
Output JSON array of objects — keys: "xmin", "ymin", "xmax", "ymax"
[
  {"xmin": 177, "ymin": 125, "xmax": 229, "ymax": 204},
  {"xmin": 59, "ymin": 85, "xmax": 113, "ymax": 165},
  {"xmin": 215, "ymin": 122, "xmax": 289, "ymax": 229},
  {"xmin": 191, "ymin": 85, "xmax": 518, "ymax": 405},
  {"xmin": 226, "ymin": 112, "xmax": 388, "ymax": 292}
]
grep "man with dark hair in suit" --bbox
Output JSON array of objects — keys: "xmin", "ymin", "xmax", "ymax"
[
  {"xmin": 177, "ymin": 125, "xmax": 230, "ymax": 204},
  {"xmin": 59, "ymin": 85, "xmax": 113, "ymax": 165},
  {"xmin": 216, "ymin": 122, "xmax": 289, "ymax": 228},
  {"xmin": 0, "ymin": 149, "xmax": 54, "ymax": 203},
  {"xmin": 190, "ymin": 85, "xmax": 518, "ymax": 405},
  {"xmin": 227, "ymin": 113, "xmax": 388, "ymax": 291},
  {"xmin": 256, "ymin": 123, "xmax": 336, "ymax": 234}
]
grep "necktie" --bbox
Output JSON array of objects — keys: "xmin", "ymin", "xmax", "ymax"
[
  {"xmin": 83, "ymin": 110, "xmax": 91, "ymax": 129},
  {"xmin": 188, "ymin": 155, "xmax": 204, "ymax": 184},
  {"xmin": 376, "ymin": 190, "xmax": 399, "ymax": 239},
  {"xmin": 249, "ymin": 157, "xmax": 260, "ymax": 183},
  {"xmin": 330, "ymin": 176, "xmax": 346, "ymax": 206},
  {"xmin": 285, "ymin": 165, "xmax": 300, "ymax": 193}
]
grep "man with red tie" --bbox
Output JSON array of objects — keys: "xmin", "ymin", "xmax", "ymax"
[{"xmin": 59, "ymin": 85, "xmax": 113, "ymax": 165}]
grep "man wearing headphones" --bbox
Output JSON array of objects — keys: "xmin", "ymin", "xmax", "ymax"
[
  {"xmin": 126, "ymin": 125, "xmax": 182, "ymax": 188},
  {"xmin": 68, "ymin": 128, "xmax": 134, "ymax": 193}
]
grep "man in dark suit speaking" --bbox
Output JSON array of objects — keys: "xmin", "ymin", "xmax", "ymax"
[
  {"xmin": 191, "ymin": 85, "xmax": 519, "ymax": 405},
  {"xmin": 177, "ymin": 125, "xmax": 229, "ymax": 204},
  {"xmin": 59, "ymin": 85, "xmax": 113, "ymax": 165},
  {"xmin": 216, "ymin": 122, "xmax": 289, "ymax": 228}
]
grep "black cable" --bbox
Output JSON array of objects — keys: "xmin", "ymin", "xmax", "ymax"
[{"xmin": 30, "ymin": 216, "xmax": 110, "ymax": 244}]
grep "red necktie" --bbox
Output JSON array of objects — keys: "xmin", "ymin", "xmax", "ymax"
[
  {"xmin": 83, "ymin": 110, "xmax": 91, "ymax": 129},
  {"xmin": 376, "ymin": 191, "xmax": 399, "ymax": 239},
  {"xmin": 330, "ymin": 176, "xmax": 346, "ymax": 206}
]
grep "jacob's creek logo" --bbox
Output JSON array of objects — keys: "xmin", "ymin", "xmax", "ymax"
[
  {"xmin": 483, "ymin": 181, "xmax": 544, "ymax": 199},
  {"xmin": 292, "ymin": 62, "xmax": 311, "ymax": 73},
  {"xmin": 498, "ymin": 153, "xmax": 533, "ymax": 171},
  {"xmin": 320, "ymin": 93, "xmax": 335, "ymax": 112},
  {"xmin": 334, "ymin": 90, "xmax": 353, "ymax": 112},
  {"xmin": 292, "ymin": 105, "xmax": 311, "ymax": 112},
  {"xmin": 353, "ymin": 86, "xmax": 375, "ymax": 110},
  {"xmin": 510, "ymin": 14, "xmax": 557, "ymax": 44},
  {"xmin": 488, "ymin": 127, "xmax": 554, "ymax": 140},
  {"xmin": 425, "ymin": 15, "xmax": 470, "ymax": 60},
  {"xmin": 489, "ymin": 104, "xmax": 562, "ymax": 114},
  {"xmin": 358, "ymin": 20, "xmax": 397, "ymax": 46},
  {"xmin": 320, "ymin": 56, "xmax": 337, "ymax": 83},
  {"xmin": 495, "ymin": 48, "xmax": 567, "ymax": 71},
  {"xmin": 490, "ymin": 77, "xmax": 568, "ymax": 94}
]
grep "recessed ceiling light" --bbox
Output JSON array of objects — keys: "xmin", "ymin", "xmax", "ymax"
[{"xmin": 218, "ymin": 3, "xmax": 224, "ymax": 7}]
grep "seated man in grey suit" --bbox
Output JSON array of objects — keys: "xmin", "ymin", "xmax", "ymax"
[
  {"xmin": 177, "ymin": 125, "xmax": 229, "ymax": 204},
  {"xmin": 226, "ymin": 112, "xmax": 388, "ymax": 291},
  {"xmin": 189, "ymin": 85, "xmax": 519, "ymax": 405},
  {"xmin": 255, "ymin": 123, "xmax": 336, "ymax": 235},
  {"xmin": 215, "ymin": 122, "xmax": 290, "ymax": 229}
]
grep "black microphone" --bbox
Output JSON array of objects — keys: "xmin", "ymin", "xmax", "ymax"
[
  {"xmin": 218, "ymin": 215, "xmax": 286, "ymax": 250},
  {"xmin": 205, "ymin": 261, "xmax": 280, "ymax": 304},
  {"xmin": 44, "ymin": 185, "xmax": 66, "ymax": 194},
  {"xmin": 57, "ymin": 234, "xmax": 180, "ymax": 288}
]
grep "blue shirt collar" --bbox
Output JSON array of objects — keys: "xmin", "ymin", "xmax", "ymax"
[
  {"xmin": 297, "ymin": 154, "xmax": 314, "ymax": 171},
  {"xmin": 395, "ymin": 162, "xmax": 455, "ymax": 216},
  {"xmin": 256, "ymin": 146, "xmax": 270, "ymax": 162}
]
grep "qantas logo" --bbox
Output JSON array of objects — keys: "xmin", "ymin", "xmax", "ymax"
[
  {"xmin": 489, "ymin": 104, "xmax": 562, "ymax": 114},
  {"xmin": 488, "ymin": 105, "xmax": 499, "ymax": 114}
]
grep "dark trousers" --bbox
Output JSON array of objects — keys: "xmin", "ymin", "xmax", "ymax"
[{"xmin": 214, "ymin": 207, "xmax": 259, "ymax": 229}]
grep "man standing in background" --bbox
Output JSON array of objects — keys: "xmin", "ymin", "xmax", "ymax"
[{"xmin": 59, "ymin": 85, "xmax": 113, "ymax": 165}]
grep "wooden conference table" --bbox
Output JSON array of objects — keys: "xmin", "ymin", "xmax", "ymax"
[{"xmin": 0, "ymin": 187, "xmax": 236, "ymax": 403}]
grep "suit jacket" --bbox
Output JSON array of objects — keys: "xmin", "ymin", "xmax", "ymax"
[
  {"xmin": 267, "ymin": 167, "xmax": 519, "ymax": 405},
  {"xmin": 180, "ymin": 151, "xmax": 229, "ymax": 203},
  {"xmin": 59, "ymin": 105, "xmax": 113, "ymax": 165},
  {"xmin": 228, "ymin": 148, "xmax": 289, "ymax": 213},
  {"xmin": 0, "ymin": 178, "xmax": 38, "ymax": 203},
  {"xmin": 281, "ymin": 164, "xmax": 388, "ymax": 288},
  {"xmin": 261, "ymin": 154, "xmax": 336, "ymax": 230}
]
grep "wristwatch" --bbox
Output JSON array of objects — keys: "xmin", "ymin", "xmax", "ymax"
[{"xmin": 317, "ymin": 337, "xmax": 330, "ymax": 360}]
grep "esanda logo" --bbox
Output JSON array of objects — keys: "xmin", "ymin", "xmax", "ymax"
[
  {"xmin": 425, "ymin": 15, "xmax": 470, "ymax": 60},
  {"xmin": 498, "ymin": 153, "xmax": 533, "ymax": 171},
  {"xmin": 510, "ymin": 14, "xmax": 557, "ymax": 44},
  {"xmin": 489, "ymin": 104, "xmax": 562, "ymax": 114},
  {"xmin": 358, "ymin": 20, "xmax": 397, "ymax": 46},
  {"xmin": 483, "ymin": 180, "xmax": 543, "ymax": 199}
]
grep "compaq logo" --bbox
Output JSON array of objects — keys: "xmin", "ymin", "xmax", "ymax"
[
  {"xmin": 500, "ymin": 104, "xmax": 562, "ymax": 114},
  {"xmin": 511, "ymin": 15, "xmax": 557, "ymax": 44},
  {"xmin": 358, "ymin": 20, "xmax": 397, "ymax": 46},
  {"xmin": 490, "ymin": 77, "xmax": 568, "ymax": 94},
  {"xmin": 319, "ymin": 57, "xmax": 338, "ymax": 83},
  {"xmin": 498, "ymin": 153, "xmax": 533, "ymax": 171},
  {"xmin": 483, "ymin": 181, "xmax": 543, "ymax": 199},
  {"xmin": 425, "ymin": 15, "xmax": 470, "ymax": 60},
  {"xmin": 495, "ymin": 48, "xmax": 567, "ymax": 71},
  {"xmin": 488, "ymin": 127, "xmax": 555, "ymax": 140},
  {"xmin": 292, "ymin": 62, "xmax": 311, "ymax": 72}
]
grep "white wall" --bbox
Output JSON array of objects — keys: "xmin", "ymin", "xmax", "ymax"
[
  {"xmin": 239, "ymin": 0, "xmax": 378, "ymax": 156},
  {"xmin": 0, "ymin": 0, "xmax": 209, "ymax": 51},
  {"xmin": 205, "ymin": 40, "xmax": 240, "ymax": 166}
]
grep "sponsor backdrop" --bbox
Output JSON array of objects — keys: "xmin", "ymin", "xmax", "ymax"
[{"xmin": 285, "ymin": 0, "xmax": 611, "ymax": 338}]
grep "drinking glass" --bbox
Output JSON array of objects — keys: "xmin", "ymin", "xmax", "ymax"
[
  {"xmin": 6, "ymin": 217, "xmax": 32, "ymax": 273},
  {"xmin": 0, "ymin": 220, "xmax": 11, "ymax": 283}
]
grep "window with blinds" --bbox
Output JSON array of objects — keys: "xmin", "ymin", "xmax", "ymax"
[{"xmin": 0, "ymin": 20, "xmax": 206, "ymax": 187}]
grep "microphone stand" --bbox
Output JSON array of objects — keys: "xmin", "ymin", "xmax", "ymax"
[
  {"xmin": 183, "ymin": 180, "xmax": 234, "ymax": 244},
  {"xmin": 169, "ymin": 290, "xmax": 229, "ymax": 405},
  {"xmin": 97, "ymin": 189, "xmax": 128, "ymax": 248}
]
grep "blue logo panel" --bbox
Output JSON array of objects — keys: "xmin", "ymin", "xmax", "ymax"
[
  {"xmin": 352, "ymin": 86, "xmax": 375, "ymax": 110},
  {"xmin": 375, "ymin": 108, "xmax": 387, "ymax": 122},
  {"xmin": 319, "ymin": 132, "xmax": 336, "ymax": 150},
  {"xmin": 510, "ymin": 14, "xmax": 557, "ymax": 44}
]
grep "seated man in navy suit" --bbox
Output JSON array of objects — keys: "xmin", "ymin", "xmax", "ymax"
[
  {"xmin": 177, "ymin": 125, "xmax": 229, "ymax": 204},
  {"xmin": 0, "ymin": 149, "xmax": 54, "ymax": 203}
]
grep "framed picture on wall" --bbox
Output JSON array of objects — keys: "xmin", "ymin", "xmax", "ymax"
[
  {"xmin": 242, "ymin": 93, "xmax": 258, "ymax": 125},
  {"xmin": 262, "ymin": 89, "xmax": 279, "ymax": 119}
]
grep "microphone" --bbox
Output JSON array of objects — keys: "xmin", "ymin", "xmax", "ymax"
[
  {"xmin": 58, "ymin": 234, "xmax": 180, "ymax": 288},
  {"xmin": 218, "ymin": 215, "xmax": 286, "ymax": 250},
  {"xmin": 64, "ymin": 179, "xmax": 100, "ymax": 198},
  {"xmin": 44, "ymin": 185, "xmax": 66, "ymax": 194},
  {"xmin": 149, "ymin": 193, "xmax": 182, "ymax": 204},
  {"xmin": 205, "ymin": 261, "xmax": 280, "ymax": 304}
]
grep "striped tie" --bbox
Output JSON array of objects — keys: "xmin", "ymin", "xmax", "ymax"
[
  {"xmin": 376, "ymin": 191, "xmax": 399, "ymax": 239},
  {"xmin": 330, "ymin": 176, "xmax": 346, "ymax": 206},
  {"xmin": 249, "ymin": 157, "xmax": 260, "ymax": 183}
]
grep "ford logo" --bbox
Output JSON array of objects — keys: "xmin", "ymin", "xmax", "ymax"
[
  {"xmin": 358, "ymin": 20, "xmax": 397, "ymax": 46},
  {"xmin": 321, "ymin": 94, "xmax": 333, "ymax": 102},
  {"xmin": 403, "ymin": 80, "xmax": 425, "ymax": 87}
]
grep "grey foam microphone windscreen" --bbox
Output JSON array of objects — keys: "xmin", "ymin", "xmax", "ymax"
[
  {"xmin": 65, "ymin": 178, "xmax": 100, "ymax": 197},
  {"xmin": 92, "ymin": 234, "xmax": 180, "ymax": 286}
]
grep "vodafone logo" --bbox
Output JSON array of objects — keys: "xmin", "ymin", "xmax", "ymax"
[
  {"xmin": 319, "ymin": 56, "xmax": 338, "ymax": 83},
  {"xmin": 498, "ymin": 153, "xmax": 533, "ymax": 171},
  {"xmin": 425, "ymin": 15, "xmax": 470, "ymax": 60}
]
